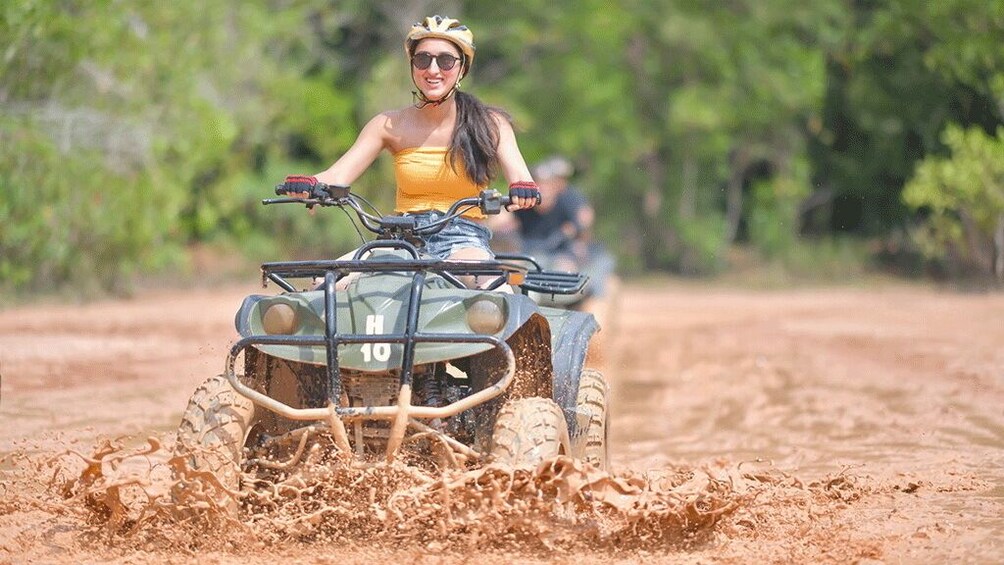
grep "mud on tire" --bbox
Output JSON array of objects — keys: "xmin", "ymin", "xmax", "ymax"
[
  {"xmin": 174, "ymin": 375, "xmax": 256, "ymax": 502},
  {"xmin": 573, "ymin": 368, "xmax": 609, "ymax": 470},
  {"xmin": 490, "ymin": 397, "xmax": 570, "ymax": 466}
]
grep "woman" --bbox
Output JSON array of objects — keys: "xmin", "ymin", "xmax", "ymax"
[{"xmin": 281, "ymin": 15, "xmax": 540, "ymax": 267}]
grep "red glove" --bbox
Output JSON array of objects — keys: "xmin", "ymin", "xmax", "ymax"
[
  {"xmin": 280, "ymin": 175, "xmax": 318, "ymax": 195},
  {"xmin": 508, "ymin": 181, "xmax": 541, "ymax": 207}
]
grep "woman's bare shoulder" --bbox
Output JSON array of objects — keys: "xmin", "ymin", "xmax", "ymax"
[
  {"xmin": 380, "ymin": 106, "xmax": 419, "ymax": 122},
  {"xmin": 489, "ymin": 108, "xmax": 515, "ymax": 130},
  {"xmin": 368, "ymin": 107, "xmax": 422, "ymax": 152},
  {"xmin": 371, "ymin": 107, "xmax": 425, "ymax": 134}
]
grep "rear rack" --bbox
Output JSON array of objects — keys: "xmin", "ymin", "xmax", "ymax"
[
  {"xmin": 494, "ymin": 253, "xmax": 590, "ymax": 296},
  {"xmin": 521, "ymin": 270, "xmax": 589, "ymax": 295}
]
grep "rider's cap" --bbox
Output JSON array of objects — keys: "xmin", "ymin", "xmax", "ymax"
[{"xmin": 534, "ymin": 156, "xmax": 574, "ymax": 181}]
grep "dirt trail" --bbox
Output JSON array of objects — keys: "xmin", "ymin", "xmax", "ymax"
[{"xmin": 1, "ymin": 281, "xmax": 1002, "ymax": 563}]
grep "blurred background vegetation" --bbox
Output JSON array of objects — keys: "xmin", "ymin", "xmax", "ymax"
[{"xmin": 2, "ymin": 0, "xmax": 1003, "ymax": 297}]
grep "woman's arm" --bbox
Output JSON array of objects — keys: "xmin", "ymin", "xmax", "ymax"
[
  {"xmin": 495, "ymin": 117, "xmax": 532, "ymax": 182},
  {"xmin": 314, "ymin": 113, "xmax": 391, "ymax": 186},
  {"xmin": 493, "ymin": 114, "xmax": 538, "ymax": 210}
]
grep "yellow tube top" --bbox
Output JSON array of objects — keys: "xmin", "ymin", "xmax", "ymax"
[{"xmin": 394, "ymin": 147, "xmax": 486, "ymax": 219}]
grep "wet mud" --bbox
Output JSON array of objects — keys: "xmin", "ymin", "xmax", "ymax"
[{"xmin": 1, "ymin": 282, "xmax": 1002, "ymax": 563}]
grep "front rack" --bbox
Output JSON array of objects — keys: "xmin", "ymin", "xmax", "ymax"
[
  {"xmin": 228, "ymin": 258, "xmax": 520, "ymax": 462},
  {"xmin": 262, "ymin": 239, "xmax": 531, "ymax": 292}
]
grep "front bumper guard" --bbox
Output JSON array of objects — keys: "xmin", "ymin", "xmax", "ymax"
[{"xmin": 224, "ymin": 331, "xmax": 515, "ymax": 462}]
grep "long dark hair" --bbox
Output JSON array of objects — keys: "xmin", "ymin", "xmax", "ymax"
[{"xmin": 449, "ymin": 91, "xmax": 511, "ymax": 187}]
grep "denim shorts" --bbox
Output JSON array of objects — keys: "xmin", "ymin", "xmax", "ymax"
[{"xmin": 406, "ymin": 211, "xmax": 494, "ymax": 260}]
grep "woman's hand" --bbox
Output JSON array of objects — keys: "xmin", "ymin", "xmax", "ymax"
[
  {"xmin": 508, "ymin": 181, "xmax": 541, "ymax": 210},
  {"xmin": 280, "ymin": 175, "xmax": 320, "ymax": 197}
]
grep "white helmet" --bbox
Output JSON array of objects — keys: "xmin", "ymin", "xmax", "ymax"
[{"xmin": 405, "ymin": 15, "xmax": 476, "ymax": 79}]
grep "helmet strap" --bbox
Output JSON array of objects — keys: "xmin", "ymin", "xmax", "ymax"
[{"xmin": 411, "ymin": 81, "xmax": 461, "ymax": 109}]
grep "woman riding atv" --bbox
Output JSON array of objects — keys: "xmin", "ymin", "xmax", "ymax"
[
  {"xmin": 280, "ymin": 15, "xmax": 540, "ymax": 283},
  {"xmin": 171, "ymin": 18, "xmax": 609, "ymax": 512}
]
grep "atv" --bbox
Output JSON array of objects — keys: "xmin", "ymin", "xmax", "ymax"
[{"xmin": 173, "ymin": 185, "xmax": 609, "ymax": 501}]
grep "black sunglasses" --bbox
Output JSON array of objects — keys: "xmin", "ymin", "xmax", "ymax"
[{"xmin": 411, "ymin": 52, "xmax": 461, "ymax": 71}]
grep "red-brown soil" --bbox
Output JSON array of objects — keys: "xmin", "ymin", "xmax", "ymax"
[{"xmin": 1, "ymin": 280, "xmax": 1002, "ymax": 563}]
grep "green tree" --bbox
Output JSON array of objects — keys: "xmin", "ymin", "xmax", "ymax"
[
  {"xmin": 5, "ymin": 0, "xmax": 1004, "ymax": 295},
  {"xmin": 903, "ymin": 125, "xmax": 1004, "ymax": 280},
  {"xmin": 466, "ymin": 0, "xmax": 844, "ymax": 274},
  {"xmin": 0, "ymin": 1, "xmax": 357, "ymax": 294},
  {"xmin": 807, "ymin": 1, "xmax": 1004, "ymax": 238}
]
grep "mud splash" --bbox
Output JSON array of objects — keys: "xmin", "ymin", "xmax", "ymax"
[
  {"xmin": 9, "ymin": 434, "xmax": 757, "ymax": 553},
  {"xmin": 5, "ymin": 432, "xmax": 910, "ymax": 563},
  {"xmin": 4, "ymin": 431, "xmax": 908, "ymax": 564}
]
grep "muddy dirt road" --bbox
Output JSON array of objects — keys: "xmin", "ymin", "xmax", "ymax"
[{"xmin": 1, "ymin": 281, "xmax": 1003, "ymax": 563}]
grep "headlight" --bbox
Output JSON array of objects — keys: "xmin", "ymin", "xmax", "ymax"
[
  {"xmin": 466, "ymin": 298, "xmax": 505, "ymax": 334},
  {"xmin": 262, "ymin": 303, "xmax": 299, "ymax": 335}
]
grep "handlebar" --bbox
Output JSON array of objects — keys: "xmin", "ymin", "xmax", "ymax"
[{"xmin": 264, "ymin": 182, "xmax": 513, "ymax": 240}]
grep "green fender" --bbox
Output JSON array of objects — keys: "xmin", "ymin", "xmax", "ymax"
[{"xmin": 235, "ymin": 270, "xmax": 547, "ymax": 371}]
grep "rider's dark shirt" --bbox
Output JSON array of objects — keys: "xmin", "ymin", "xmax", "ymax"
[{"xmin": 514, "ymin": 187, "xmax": 587, "ymax": 252}]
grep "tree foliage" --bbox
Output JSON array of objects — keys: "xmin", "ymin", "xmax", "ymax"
[
  {"xmin": 2, "ymin": 0, "xmax": 1003, "ymax": 295},
  {"xmin": 903, "ymin": 125, "xmax": 1004, "ymax": 279},
  {"xmin": 1, "ymin": 0, "xmax": 358, "ymax": 293}
]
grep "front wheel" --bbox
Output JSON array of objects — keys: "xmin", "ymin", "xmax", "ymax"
[
  {"xmin": 490, "ymin": 397, "xmax": 570, "ymax": 466},
  {"xmin": 173, "ymin": 375, "xmax": 256, "ymax": 509}
]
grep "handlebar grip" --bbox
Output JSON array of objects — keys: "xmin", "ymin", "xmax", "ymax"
[
  {"xmin": 497, "ymin": 192, "xmax": 541, "ymax": 210},
  {"xmin": 498, "ymin": 194, "xmax": 541, "ymax": 211}
]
